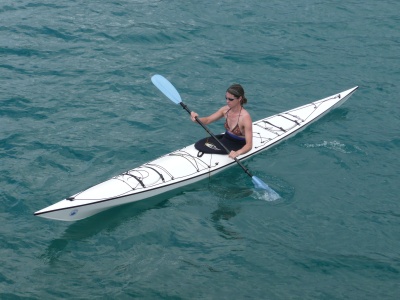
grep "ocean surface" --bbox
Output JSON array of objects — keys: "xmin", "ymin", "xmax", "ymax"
[{"xmin": 1, "ymin": 0, "xmax": 399, "ymax": 299}]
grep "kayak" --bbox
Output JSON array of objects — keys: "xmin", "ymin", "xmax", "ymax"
[{"xmin": 34, "ymin": 86, "xmax": 358, "ymax": 221}]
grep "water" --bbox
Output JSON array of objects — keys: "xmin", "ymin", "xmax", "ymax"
[{"xmin": 1, "ymin": 0, "xmax": 399, "ymax": 299}]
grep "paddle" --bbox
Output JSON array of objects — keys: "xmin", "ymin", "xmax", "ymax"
[{"xmin": 151, "ymin": 74, "xmax": 280, "ymax": 197}]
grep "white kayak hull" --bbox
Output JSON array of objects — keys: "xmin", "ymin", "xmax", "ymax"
[{"xmin": 34, "ymin": 86, "xmax": 358, "ymax": 221}]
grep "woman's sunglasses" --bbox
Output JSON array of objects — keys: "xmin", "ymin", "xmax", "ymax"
[{"xmin": 225, "ymin": 96, "xmax": 237, "ymax": 101}]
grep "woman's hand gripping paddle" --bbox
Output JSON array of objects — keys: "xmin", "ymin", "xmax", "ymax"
[{"xmin": 151, "ymin": 74, "xmax": 280, "ymax": 199}]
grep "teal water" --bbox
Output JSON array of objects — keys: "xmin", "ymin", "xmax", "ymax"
[{"xmin": 1, "ymin": 0, "xmax": 399, "ymax": 299}]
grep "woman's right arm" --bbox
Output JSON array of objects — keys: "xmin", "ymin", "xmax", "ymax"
[{"xmin": 190, "ymin": 107, "xmax": 225, "ymax": 125}]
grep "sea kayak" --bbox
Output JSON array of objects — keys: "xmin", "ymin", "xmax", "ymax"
[{"xmin": 34, "ymin": 86, "xmax": 358, "ymax": 221}]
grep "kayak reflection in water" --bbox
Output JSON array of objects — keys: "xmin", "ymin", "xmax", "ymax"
[{"xmin": 190, "ymin": 84, "xmax": 253, "ymax": 159}]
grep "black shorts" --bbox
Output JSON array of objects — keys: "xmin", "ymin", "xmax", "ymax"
[{"xmin": 194, "ymin": 131, "xmax": 246, "ymax": 154}]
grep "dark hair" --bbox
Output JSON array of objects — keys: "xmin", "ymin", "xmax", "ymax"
[{"xmin": 227, "ymin": 84, "xmax": 247, "ymax": 105}]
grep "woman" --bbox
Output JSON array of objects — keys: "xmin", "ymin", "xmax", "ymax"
[{"xmin": 190, "ymin": 84, "xmax": 253, "ymax": 159}]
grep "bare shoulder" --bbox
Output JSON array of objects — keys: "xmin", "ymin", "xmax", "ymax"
[
  {"xmin": 241, "ymin": 108, "xmax": 253, "ymax": 122},
  {"xmin": 219, "ymin": 105, "xmax": 230, "ymax": 115}
]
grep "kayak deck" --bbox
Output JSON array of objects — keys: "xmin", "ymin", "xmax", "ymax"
[{"xmin": 34, "ymin": 86, "xmax": 358, "ymax": 221}]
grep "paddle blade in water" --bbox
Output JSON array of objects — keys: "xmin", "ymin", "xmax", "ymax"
[
  {"xmin": 252, "ymin": 176, "xmax": 280, "ymax": 200},
  {"xmin": 151, "ymin": 74, "xmax": 182, "ymax": 104}
]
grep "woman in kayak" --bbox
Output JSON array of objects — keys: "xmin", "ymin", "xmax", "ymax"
[{"xmin": 190, "ymin": 83, "xmax": 253, "ymax": 159}]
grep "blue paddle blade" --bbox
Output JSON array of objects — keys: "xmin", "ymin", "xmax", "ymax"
[
  {"xmin": 151, "ymin": 74, "xmax": 182, "ymax": 104},
  {"xmin": 252, "ymin": 176, "xmax": 280, "ymax": 200}
]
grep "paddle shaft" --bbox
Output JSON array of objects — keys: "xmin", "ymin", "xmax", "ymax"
[{"xmin": 179, "ymin": 102, "xmax": 254, "ymax": 178}]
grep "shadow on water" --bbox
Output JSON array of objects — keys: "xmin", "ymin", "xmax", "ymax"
[
  {"xmin": 208, "ymin": 166, "xmax": 296, "ymax": 207},
  {"xmin": 206, "ymin": 171, "xmax": 294, "ymax": 240},
  {"xmin": 210, "ymin": 202, "xmax": 243, "ymax": 240},
  {"xmin": 40, "ymin": 181, "xmax": 209, "ymax": 263},
  {"xmin": 41, "ymin": 162, "xmax": 294, "ymax": 263},
  {"xmin": 40, "ymin": 195, "xmax": 170, "ymax": 263}
]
